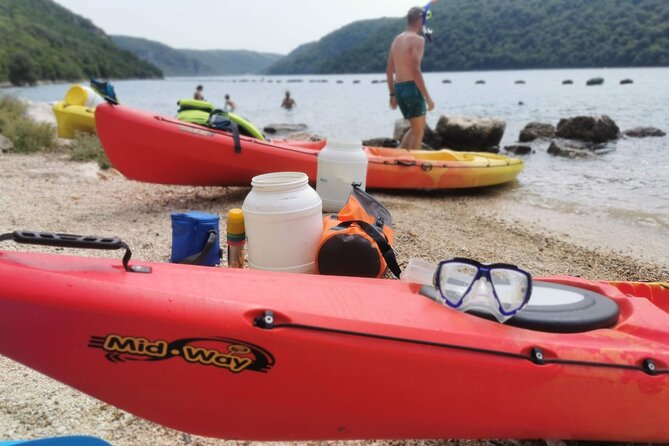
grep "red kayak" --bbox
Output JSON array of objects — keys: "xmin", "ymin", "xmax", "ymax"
[
  {"xmin": 0, "ymin": 232, "xmax": 668, "ymax": 442},
  {"xmin": 95, "ymin": 104, "xmax": 524, "ymax": 189}
]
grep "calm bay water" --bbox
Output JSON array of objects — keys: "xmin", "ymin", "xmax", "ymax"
[{"xmin": 6, "ymin": 67, "xmax": 669, "ymax": 231}]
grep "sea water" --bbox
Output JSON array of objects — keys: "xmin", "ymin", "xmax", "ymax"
[{"xmin": 6, "ymin": 67, "xmax": 669, "ymax": 234}]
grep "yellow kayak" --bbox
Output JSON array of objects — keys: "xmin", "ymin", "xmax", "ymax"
[
  {"xmin": 52, "ymin": 85, "xmax": 104, "ymax": 139},
  {"xmin": 52, "ymin": 101, "xmax": 96, "ymax": 138}
]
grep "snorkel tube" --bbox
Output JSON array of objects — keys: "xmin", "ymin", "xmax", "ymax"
[{"xmin": 422, "ymin": 0, "xmax": 438, "ymax": 42}]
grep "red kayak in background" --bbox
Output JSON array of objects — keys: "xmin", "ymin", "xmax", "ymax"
[
  {"xmin": 0, "ymin": 231, "xmax": 668, "ymax": 442},
  {"xmin": 95, "ymin": 103, "xmax": 524, "ymax": 189}
]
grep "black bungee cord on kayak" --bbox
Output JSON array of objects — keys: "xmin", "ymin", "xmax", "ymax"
[{"xmin": 254, "ymin": 310, "xmax": 665, "ymax": 376}]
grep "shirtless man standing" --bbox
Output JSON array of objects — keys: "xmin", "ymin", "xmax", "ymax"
[{"xmin": 386, "ymin": 6, "xmax": 435, "ymax": 150}]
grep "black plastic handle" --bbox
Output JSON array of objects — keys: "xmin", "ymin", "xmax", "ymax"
[
  {"xmin": 0, "ymin": 231, "xmax": 150, "ymax": 273},
  {"xmin": 8, "ymin": 231, "xmax": 124, "ymax": 250}
]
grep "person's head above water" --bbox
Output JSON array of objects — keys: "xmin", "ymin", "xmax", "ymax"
[
  {"xmin": 196, "ymin": 85, "xmax": 203, "ymax": 91},
  {"xmin": 225, "ymin": 94, "xmax": 230, "ymax": 100},
  {"xmin": 285, "ymin": 91, "xmax": 291, "ymax": 98},
  {"xmin": 407, "ymin": 6, "xmax": 424, "ymax": 27}
]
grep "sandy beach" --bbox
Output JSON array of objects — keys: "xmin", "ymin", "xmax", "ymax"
[{"xmin": 1, "ymin": 146, "xmax": 666, "ymax": 446}]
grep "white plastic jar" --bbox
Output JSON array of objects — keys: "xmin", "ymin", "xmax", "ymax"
[
  {"xmin": 242, "ymin": 172, "xmax": 323, "ymax": 273},
  {"xmin": 316, "ymin": 140, "xmax": 368, "ymax": 213},
  {"xmin": 65, "ymin": 85, "xmax": 104, "ymax": 108}
]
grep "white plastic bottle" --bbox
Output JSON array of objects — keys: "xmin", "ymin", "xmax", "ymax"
[
  {"xmin": 242, "ymin": 172, "xmax": 323, "ymax": 273},
  {"xmin": 64, "ymin": 85, "xmax": 104, "ymax": 108},
  {"xmin": 316, "ymin": 140, "xmax": 368, "ymax": 213}
]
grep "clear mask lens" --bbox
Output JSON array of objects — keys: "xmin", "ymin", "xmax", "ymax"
[
  {"xmin": 489, "ymin": 267, "xmax": 531, "ymax": 313},
  {"xmin": 438, "ymin": 261, "xmax": 479, "ymax": 306}
]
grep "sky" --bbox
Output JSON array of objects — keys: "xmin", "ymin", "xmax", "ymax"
[{"xmin": 52, "ymin": 0, "xmax": 418, "ymax": 55}]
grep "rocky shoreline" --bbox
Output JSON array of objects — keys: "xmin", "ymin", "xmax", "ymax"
[{"xmin": 362, "ymin": 113, "xmax": 665, "ymax": 160}]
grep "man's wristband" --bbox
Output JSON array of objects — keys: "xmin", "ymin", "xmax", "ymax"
[{"xmin": 389, "ymin": 92, "xmax": 395, "ymax": 97}]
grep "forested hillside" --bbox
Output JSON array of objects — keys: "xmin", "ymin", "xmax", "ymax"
[
  {"xmin": 111, "ymin": 36, "xmax": 205, "ymax": 77},
  {"xmin": 0, "ymin": 0, "xmax": 162, "ymax": 86},
  {"xmin": 268, "ymin": 0, "xmax": 669, "ymax": 74},
  {"xmin": 181, "ymin": 49, "xmax": 283, "ymax": 76},
  {"xmin": 112, "ymin": 36, "xmax": 283, "ymax": 76}
]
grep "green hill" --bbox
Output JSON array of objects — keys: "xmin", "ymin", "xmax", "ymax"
[
  {"xmin": 112, "ymin": 36, "xmax": 283, "ymax": 76},
  {"xmin": 0, "ymin": 0, "xmax": 162, "ymax": 86},
  {"xmin": 267, "ymin": 0, "xmax": 669, "ymax": 74},
  {"xmin": 181, "ymin": 49, "xmax": 284, "ymax": 76},
  {"xmin": 111, "ymin": 36, "xmax": 205, "ymax": 77},
  {"xmin": 268, "ymin": 18, "xmax": 399, "ymax": 74}
]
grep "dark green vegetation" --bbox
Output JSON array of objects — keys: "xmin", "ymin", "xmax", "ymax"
[
  {"xmin": 0, "ymin": 0, "xmax": 162, "ymax": 86},
  {"xmin": 268, "ymin": 18, "xmax": 399, "ymax": 74},
  {"xmin": 181, "ymin": 49, "xmax": 284, "ymax": 76},
  {"xmin": 69, "ymin": 132, "xmax": 110, "ymax": 169},
  {"xmin": 112, "ymin": 36, "xmax": 283, "ymax": 76},
  {"xmin": 0, "ymin": 96, "xmax": 56, "ymax": 152},
  {"xmin": 0, "ymin": 96, "xmax": 110, "ymax": 168},
  {"xmin": 268, "ymin": 0, "xmax": 669, "ymax": 74}
]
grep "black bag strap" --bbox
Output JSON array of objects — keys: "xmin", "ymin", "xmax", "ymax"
[
  {"xmin": 335, "ymin": 220, "xmax": 401, "ymax": 277},
  {"xmin": 209, "ymin": 109, "xmax": 242, "ymax": 153},
  {"xmin": 179, "ymin": 230, "xmax": 219, "ymax": 265},
  {"xmin": 228, "ymin": 120, "xmax": 241, "ymax": 153}
]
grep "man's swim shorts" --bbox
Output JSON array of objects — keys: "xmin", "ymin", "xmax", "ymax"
[{"xmin": 394, "ymin": 81, "xmax": 426, "ymax": 119}]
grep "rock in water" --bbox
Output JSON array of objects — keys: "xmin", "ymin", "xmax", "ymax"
[
  {"xmin": 556, "ymin": 115, "xmax": 620, "ymax": 143},
  {"xmin": 393, "ymin": 119, "xmax": 442, "ymax": 149},
  {"xmin": 436, "ymin": 115, "xmax": 506, "ymax": 152},
  {"xmin": 285, "ymin": 132, "xmax": 324, "ymax": 142},
  {"xmin": 393, "ymin": 119, "xmax": 411, "ymax": 141},
  {"xmin": 519, "ymin": 122, "xmax": 556, "ymax": 142},
  {"xmin": 442, "ymin": 79, "xmax": 452, "ymax": 84},
  {"xmin": 586, "ymin": 77, "xmax": 604, "ymax": 86},
  {"xmin": 362, "ymin": 138, "xmax": 399, "ymax": 148},
  {"xmin": 547, "ymin": 141, "xmax": 595, "ymax": 159},
  {"xmin": 504, "ymin": 145, "xmax": 533, "ymax": 155},
  {"xmin": 620, "ymin": 79, "xmax": 634, "ymax": 85},
  {"xmin": 263, "ymin": 123, "xmax": 308, "ymax": 134},
  {"xmin": 624, "ymin": 127, "xmax": 666, "ymax": 138},
  {"xmin": 422, "ymin": 125, "xmax": 443, "ymax": 150},
  {"xmin": 562, "ymin": 79, "xmax": 574, "ymax": 85},
  {"xmin": 475, "ymin": 80, "xmax": 486, "ymax": 85},
  {"xmin": 515, "ymin": 80, "xmax": 526, "ymax": 84}
]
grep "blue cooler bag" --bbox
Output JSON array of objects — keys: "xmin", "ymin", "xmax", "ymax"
[{"xmin": 170, "ymin": 211, "xmax": 221, "ymax": 266}]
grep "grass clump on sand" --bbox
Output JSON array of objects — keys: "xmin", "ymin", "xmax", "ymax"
[
  {"xmin": 68, "ymin": 132, "xmax": 111, "ymax": 170},
  {"xmin": 0, "ymin": 95, "xmax": 111, "ymax": 170},
  {"xmin": 0, "ymin": 96, "xmax": 57, "ymax": 153}
]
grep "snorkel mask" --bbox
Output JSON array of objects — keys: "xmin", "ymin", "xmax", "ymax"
[
  {"xmin": 422, "ymin": 0, "xmax": 437, "ymax": 42},
  {"xmin": 401, "ymin": 257, "xmax": 533, "ymax": 323}
]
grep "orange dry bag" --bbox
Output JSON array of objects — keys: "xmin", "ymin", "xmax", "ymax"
[{"xmin": 316, "ymin": 184, "xmax": 401, "ymax": 278}]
